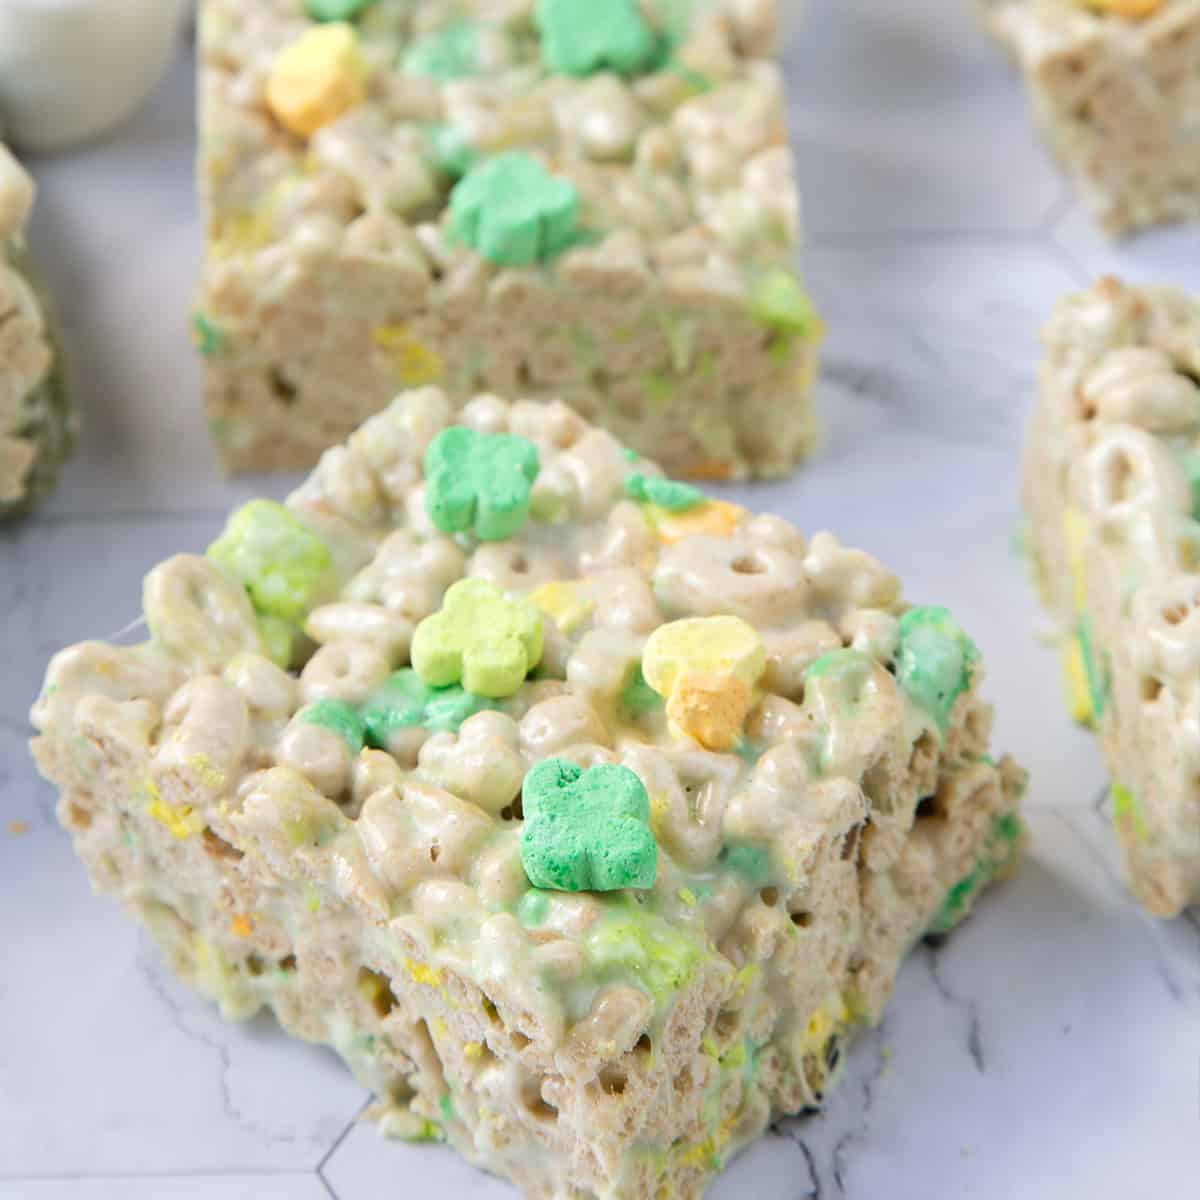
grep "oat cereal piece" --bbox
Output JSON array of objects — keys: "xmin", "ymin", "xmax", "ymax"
[
  {"xmin": 1023, "ymin": 276, "xmax": 1200, "ymax": 915},
  {"xmin": 0, "ymin": 142, "xmax": 74, "ymax": 518},
  {"xmin": 196, "ymin": 0, "xmax": 820, "ymax": 478},
  {"xmin": 980, "ymin": 0, "xmax": 1200, "ymax": 235},
  {"xmin": 34, "ymin": 389, "xmax": 1025, "ymax": 1199}
]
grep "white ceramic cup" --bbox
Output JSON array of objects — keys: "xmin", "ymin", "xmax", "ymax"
[{"xmin": 0, "ymin": 0, "xmax": 191, "ymax": 153}]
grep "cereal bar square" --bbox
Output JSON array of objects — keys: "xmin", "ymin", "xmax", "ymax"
[
  {"xmin": 981, "ymin": 0, "xmax": 1200, "ymax": 235},
  {"xmin": 196, "ymin": 0, "xmax": 820, "ymax": 479},
  {"xmin": 1023, "ymin": 276, "xmax": 1200, "ymax": 915},
  {"xmin": 0, "ymin": 143, "xmax": 73, "ymax": 518},
  {"xmin": 34, "ymin": 388, "xmax": 1024, "ymax": 1198}
]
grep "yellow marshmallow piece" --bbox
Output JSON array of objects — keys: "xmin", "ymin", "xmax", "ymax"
[
  {"xmin": 1077, "ymin": 0, "xmax": 1163, "ymax": 18},
  {"xmin": 642, "ymin": 615, "xmax": 766, "ymax": 750},
  {"xmin": 528, "ymin": 580, "xmax": 595, "ymax": 635},
  {"xmin": 650, "ymin": 499, "xmax": 745, "ymax": 545},
  {"xmin": 266, "ymin": 24, "xmax": 367, "ymax": 138}
]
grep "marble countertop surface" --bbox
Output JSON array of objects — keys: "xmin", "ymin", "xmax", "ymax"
[{"xmin": 2, "ymin": 3, "xmax": 1199, "ymax": 1198}]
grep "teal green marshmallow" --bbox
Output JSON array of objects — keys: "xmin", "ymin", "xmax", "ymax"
[
  {"xmin": 359, "ymin": 669, "xmax": 493, "ymax": 747},
  {"xmin": 423, "ymin": 425, "xmax": 540, "ymax": 541},
  {"xmin": 402, "ymin": 20, "xmax": 481, "ymax": 80},
  {"xmin": 520, "ymin": 758, "xmax": 657, "ymax": 892},
  {"xmin": 893, "ymin": 606, "xmax": 979, "ymax": 732},
  {"xmin": 299, "ymin": 698, "xmax": 365, "ymax": 753},
  {"xmin": 305, "ymin": 0, "xmax": 377, "ymax": 19},
  {"xmin": 624, "ymin": 471, "xmax": 705, "ymax": 512},
  {"xmin": 535, "ymin": 0, "xmax": 659, "ymax": 77},
  {"xmin": 449, "ymin": 152, "xmax": 579, "ymax": 267}
]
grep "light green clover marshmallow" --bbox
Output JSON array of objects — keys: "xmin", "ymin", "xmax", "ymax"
[
  {"xmin": 423, "ymin": 425, "xmax": 540, "ymax": 542},
  {"xmin": 535, "ymin": 0, "xmax": 659, "ymax": 77},
  {"xmin": 448, "ymin": 151, "xmax": 579, "ymax": 267},
  {"xmin": 411, "ymin": 578, "xmax": 543, "ymax": 699},
  {"xmin": 207, "ymin": 499, "xmax": 333, "ymax": 624}
]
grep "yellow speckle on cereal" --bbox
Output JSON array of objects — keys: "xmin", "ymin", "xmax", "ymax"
[
  {"xmin": 1077, "ymin": 0, "xmax": 1163, "ymax": 17},
  {"xmin": 266, "ymin": 23, "xmax": 367, "ymax": 138},
  {"xmin": 1061, "ymin": 638, "xmax": 1094, "ymax": 726},
  {"xmin": 373, "ymin": 324, "xmax": 445, "ymax": 387},
  {"xmin": 651, "ymin": 499, "xmax": 744, "ymax": 544},
  {"xmin": 464, "ymin": 1041, "xmax": 484, "ymax": 1060},
  {"xmin": 1063, "ymin": 506, "xmax": 1089, "ymax": 614},
  {"xmin": 187, "ymin": 754, "xmax": 226, "ymax": 791},
  {"xmin": 230, "ymin": 914, "xmax": 254, "ymax": 938},
  {"xmin": 403, "ymin": 957, "xmax": 444, "ymax": 989},
  {"xmin": 677, "ymin": 887, "xmax": 697, "ymax": 907},
  {"xmin": 144, "ymin": 778, "xmax": 204, "ymax": 840},
  {"xmin": 528, "ymin": 580, "xmax": 594, "ymax": 635}
]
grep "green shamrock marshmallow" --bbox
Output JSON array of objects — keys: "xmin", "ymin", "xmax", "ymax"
[
  {"xmin": 207, "ymin": 499, "xmax": 333, "ymax": 623},
  {"xmin": 520, "ymin": 758, "xmax": 658, "ymax": 892},
  {"xmin": 624, "ymin": 471, "xmax": 705, "ymax": 512},
  {"xmin": 448, "ymin": 152, "xmax": 579, "ymax": 267},
  {"xmin": 894, "ymin": 606, "xmax": 980, "ymax": 732},
  {"xmin": 306, "ymin": 0, "xmax": 377, "ymax": 20},
  {"xmin": 424, "ymin": 425, "xmax": 540, "ymax": 541},
  {"xmin": 402, "ymin": 19, "xmax": 481, "ymax": 79},
  {"xmin": 359, "ymin": 668, "xmax": 493, "ymax": 747},
  {"xmin": 535, "ymin": 0, "xmax": 659, "ymax": 77},
  {"xmin": 411, "ymin": 579, "xmax": 543, "ymax": 698},
  {"xmin": 299, "ymin": 698, "xmax": 365, "ymax": 752}
]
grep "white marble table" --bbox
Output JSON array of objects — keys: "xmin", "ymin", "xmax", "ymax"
[{"xmin": 3, "ymin": 3, "xmax": 1199, "ymax": 1197}]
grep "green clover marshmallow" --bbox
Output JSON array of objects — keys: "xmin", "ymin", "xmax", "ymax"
[
  {"xmin": 448, "ymin": 151, "xmax": 579, "ymax": 267},
  {"xmin": 402, "ymin": 20, "xmax": 481, "ymax": 80},
  {"xmin": 535, "ymin": 0, "xmax": 659, "ymax": 77},
  {"xmin": 207, "ymin": 499, "xmax": 333, "ymax": 623},
  {"xmin": 411, "ymin": 578, "xmax": 543, "ymax": 699},
  {"xmin": 893, "ymin": 605, "xmax": 980, "ymax": 732},
  {"xmin": 306, "ymin": 0, "xmax": 377, "ymax": 20},
  {"xmin": 359, "ymin": 668, "xmax": 493, "ymax": 746},
  {"xmin": 520, "ymin": 758, "xmax": 658, "ymax": 892},
  {"xmin": 424, "ymin": 425, "xmax": 540, "ymax": 541},
  {"xmin": 299, "ymin": 698, "xmax": 365, "ymax": 752},
  {"xmin": 623, "ymin": 471, "xmax": 705, "ymax": 512}
]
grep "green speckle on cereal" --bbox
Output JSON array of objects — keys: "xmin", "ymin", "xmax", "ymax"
[
  {"xmin": 749, "ymin": 270, "xmax": 818, "ymax": 336},
  {"xmin": 585, "ymin": 900, "xmax": 702, "ymax": 1003},
  {"xmin": 535, "ymin": 0, "xmax": 659, "ymax": 77},
  {"xmin": 516, "ymin": 888, "xmax": 551, "ymax": 928},
  {"xmin": 520, "ymin": 758, "xmax": 658, "ymax": 892},
  {"xmin": 893, "ymin": 606, "xmax": 980, "ymax": 732},
  {"xmin": 620, "ymin": 664, "xmax": 663, "ymax": 718},
  {"xmin": 299, "ymin": 698, "xmax": 365, "ymax": 752},
  {"xmin": 402, "ymin": 19, "xmax": 481, "ymax": 80},
  {"xmin": 424, "ymin": 425, "xmax": 540, "ymax": 542},
  {"xmin": 207, "ymin": 499, "xmax": 333, "ymax": 623},
  {"xmin": 1112, "ymin": 783, "xmax": 1149, "ymax": 843},
  {"xmin": 624, "ymin": 471, "xmax": 705, "ymax": 512},
  {"xmin": 719, "ymin": 843, "xmax": 774, "ymax": 886},
  {"xmin": 411, "ymin": 579, "xmax": 543, "ymax": 699},
  {"xmin": 449, "ymin": 152, "xmax": 579, "ymax": 267},
  {"xmin": 926, "ymin": 811, "xmax": 1023, "ymax": 935},
  {"xmin": 191, "ymin": 312, "xmax": 225, "ymax": 358},
  {"xmin": 424, "ymin": 123, "xmax": 476, "ymax": 178},
  {"xmin": 360, "ymin": 668, "xmax": 493, "ymax": 746}
]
